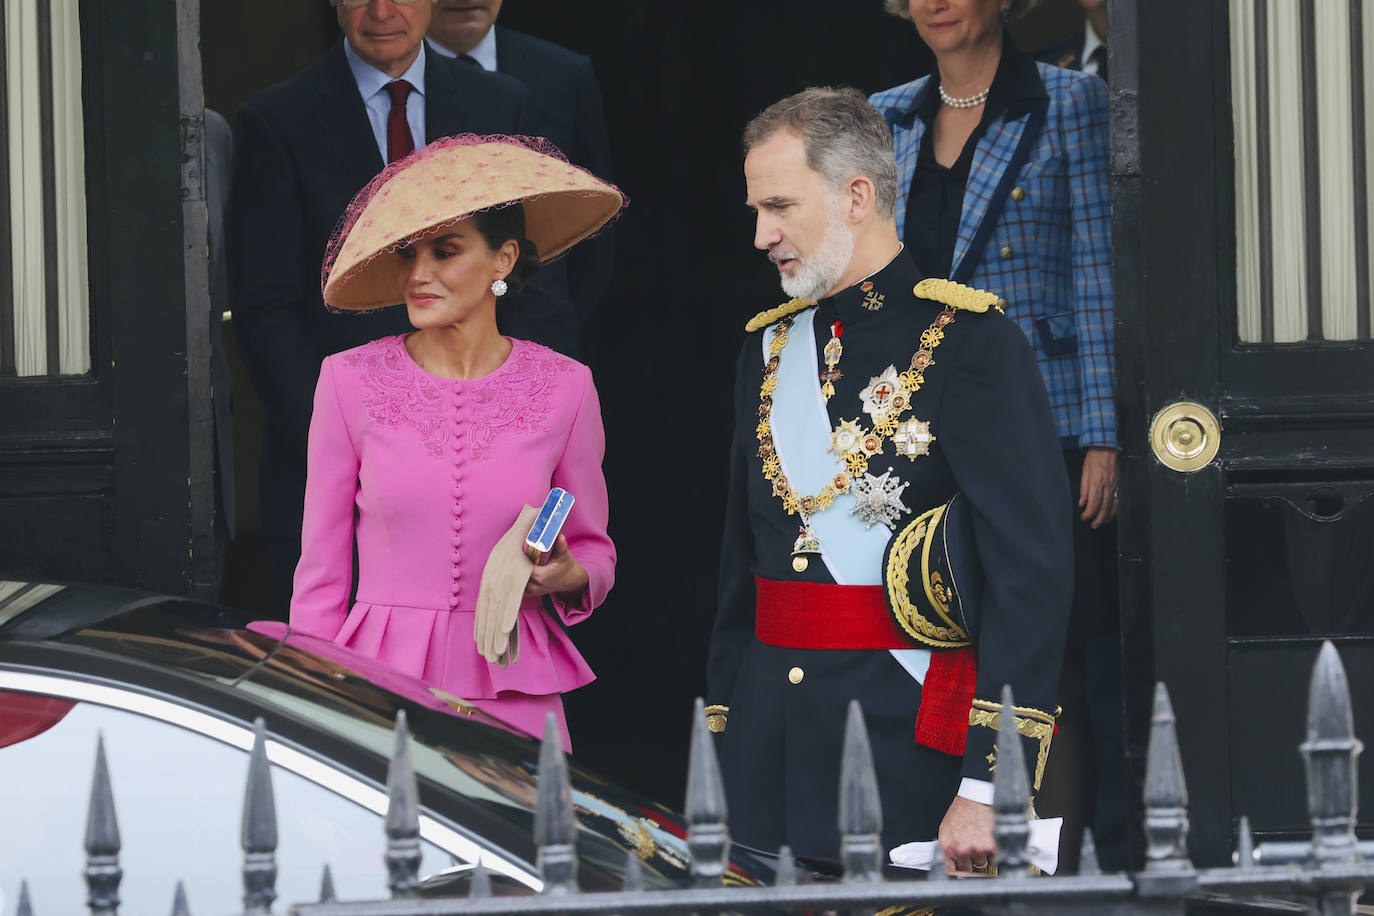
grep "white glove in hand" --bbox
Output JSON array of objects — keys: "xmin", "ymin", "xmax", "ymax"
[{"xmin": 474, "ymin": 504, "xmax": 539, "ymax": 666}]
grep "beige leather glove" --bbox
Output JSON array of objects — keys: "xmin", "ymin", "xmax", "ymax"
[{"xmin": 474, "ymin": 505, "xmax": 539, "ymax": 666}]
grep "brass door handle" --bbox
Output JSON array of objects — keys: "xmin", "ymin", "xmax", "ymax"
[{"xmin": 1150, "ymin": 401, "xmax": 1221, "ymax": 472}]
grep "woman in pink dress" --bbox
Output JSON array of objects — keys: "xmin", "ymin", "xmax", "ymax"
[{"xmin": 289, "ymin": 135, "xmax": 625, "ymax": 750}]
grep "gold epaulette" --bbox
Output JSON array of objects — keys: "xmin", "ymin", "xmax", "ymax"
[
  {"xmin": 745, "ymin": 297, "xmax": 816, "ymax": 333},
  {"xmin": 968, "ymin": 699, "xmax": 1061, "ymax": 791},
  {"xmin": 913, "ymin": 278, "xmax": 1004, "ymax": 313}
]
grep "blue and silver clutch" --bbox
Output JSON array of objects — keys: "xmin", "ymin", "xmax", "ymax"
[{"xmin": 524, "ymin": 488, "xmax": 575, "ymax": 563}]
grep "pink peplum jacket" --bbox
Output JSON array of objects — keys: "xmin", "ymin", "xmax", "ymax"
[{"xmin": 289, "ymin": 335, "xmax": 614, "ymax": 748}]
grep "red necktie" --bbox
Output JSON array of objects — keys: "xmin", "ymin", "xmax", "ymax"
[{"xmin": 384, "ymin": 80, "xmax": 414, "ymax": 163}]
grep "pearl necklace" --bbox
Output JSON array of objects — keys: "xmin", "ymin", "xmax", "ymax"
[{"xmin": 938, "ymin": 83, "xmax": 990, "ymax": 109}]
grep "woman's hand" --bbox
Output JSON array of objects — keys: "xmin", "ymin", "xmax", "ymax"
[
  {"xmin": 1079, "ymin": 447, "xmax": 1118, "ymax": 528},
  {"xmin": 526, "ymin": 534, "xmax": 589, "ymax": 602}
]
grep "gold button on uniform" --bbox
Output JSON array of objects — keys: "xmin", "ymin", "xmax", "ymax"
[
  {"xmin": 1000, "ymin": 246, "xmax": 1014, "ymax": 260},
  {"xmin": 1011, "ymin": 186, "xmax": 1026, "ymax": 202},
  {"xmin": 787, "ymin": 666, "xmax": 804, "ymax": 685}
]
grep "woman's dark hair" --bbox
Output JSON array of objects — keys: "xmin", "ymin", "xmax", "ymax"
[{"xmin": 472, "ymin": 202, "xmax": 541, "ymax": 297}]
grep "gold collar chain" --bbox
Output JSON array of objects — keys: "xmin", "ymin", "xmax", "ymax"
[{"xmin": 756, "ymin": 305, "xmax": 957, "ymax": 519}]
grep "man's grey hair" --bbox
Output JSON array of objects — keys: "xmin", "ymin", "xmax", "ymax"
[{"xmin": 742, "ymin": 87, "xmax": 898, "ymax": 220}]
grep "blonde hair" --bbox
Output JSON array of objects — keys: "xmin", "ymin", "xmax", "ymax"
[{"xmin": 882, "ymin": 0, "xmax": 1039, "ymax": 21}]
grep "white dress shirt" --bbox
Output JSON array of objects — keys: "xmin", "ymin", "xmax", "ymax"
[
  {"xmin": 425, "ymin": 25, "xmax": 498, "ymax": 72},
  {"xmin": 1081, "ymin": 20, "xmax": 1105, "ymax": 75},
  {"xmin": 343, "ymin": 39, "xmax": 428, "ymax": 162}
]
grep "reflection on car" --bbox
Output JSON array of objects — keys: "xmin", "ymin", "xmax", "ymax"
[{"xmin": 0, "ymin": 580, "xmax": 772, "ymax": 912}]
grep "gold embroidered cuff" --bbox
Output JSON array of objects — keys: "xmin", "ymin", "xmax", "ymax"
[
  {"xmin": 968, "ymin": 699, "xmax": 1060, "ymax": 792},
  {"xmin": 704, "ymin": 704, "xmax": 729, "ymax": 734}
]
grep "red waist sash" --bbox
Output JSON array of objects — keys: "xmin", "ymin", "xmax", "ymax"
[
  {"xmin": 753, "ymin": 575, "xmax": 977, "ymax": 756},
  {"xmin": 754, "ymin": 576, "xmax": 910, "ymax": 649}
]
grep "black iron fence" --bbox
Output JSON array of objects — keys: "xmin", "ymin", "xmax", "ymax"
[{"xmin": 17, "ymin": 641, "xmax": 1374, "ymax": 915}]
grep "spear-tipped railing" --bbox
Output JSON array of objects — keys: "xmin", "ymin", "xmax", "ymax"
[
  {"xmin": 532, "ymin": 713, "xmax": 577, "ymax": 896},
  {"xmin": 84, "ymin": 734, "xmax": 122, "ymax": 916},
  {"xmin": 241, "ymin": 718, "xmax": 278, "ymax": 915},
  {"xmin": 19, "ymin": 639, "xmax": 1374, "ymax": 916},
  {"xmin": 385, "ymin": 711, "xmax": 422, "ymax": 899}
]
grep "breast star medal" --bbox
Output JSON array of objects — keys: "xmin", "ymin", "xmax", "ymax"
[
  {"xmin": 820, "ymin": 321, "xmax": 844, "ymax": 401},
  {"xmin": 829, "ymin": 418, "xmax": 862, "ymax": 457},
  {"xmin": 893, "ymin": 418, "xmax": 936, "ymax": 458},
  {"xmin": 790, "ymin": 525, "xmax": 822, "ymax": 572},
  {"xmin": 860, "ymin": 366, "xmax": 907, "ymax": 421},
  {"xmin": 830, "ymin": 418, "xmax": 885, "ymax": 476},
  {"xmin": 849, "ymin": 468, "xmax": 911, "ymax": 529}
]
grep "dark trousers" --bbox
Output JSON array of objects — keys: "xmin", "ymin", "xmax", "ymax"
[
  {"xmin": 718, "ymin": 641, "xmax": 962, "ymax": 863},
  {"xmin": 1036, "ymin": 448, "xmax": 1128, "ymax": 872}
]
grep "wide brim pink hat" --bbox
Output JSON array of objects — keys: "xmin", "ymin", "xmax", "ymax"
[{"xmin": 322, "ymin": 134, "xmax": 626, "ymax": 311}]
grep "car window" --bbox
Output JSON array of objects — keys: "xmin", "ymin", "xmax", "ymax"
[{"xmin": 0, "ymin": 692, "xmax": 454, "ymax": 913}]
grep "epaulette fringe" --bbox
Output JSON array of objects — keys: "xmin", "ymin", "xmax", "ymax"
[
  {"xmin": 913, "ymin": 278, "xmax": 1003, "ymax": 313},
  {"xmin": 745, "ymin": 297, "xmax": 816, "ymax": 333}
]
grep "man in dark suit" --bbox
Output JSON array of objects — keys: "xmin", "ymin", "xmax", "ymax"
[
  {"xmin": 228, "ymin": 0, "xmax": 579, "ymax": 609},
  {"xmin": 426, "ymin": 0, "xmax": 614, "ymax": 323},
  {"xmin": 1037, "ymin": 0, "xmax": 1108, "ymax": 82}
]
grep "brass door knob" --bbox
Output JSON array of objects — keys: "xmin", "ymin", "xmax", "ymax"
[{"xmin": 1150, "ymin": 401, "xmax": 1221, "ymax": 472}]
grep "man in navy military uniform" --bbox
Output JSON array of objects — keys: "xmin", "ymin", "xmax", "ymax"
[{"xmin": 707, "ymin": 87, "xmax": 1072, "ymax": 872}]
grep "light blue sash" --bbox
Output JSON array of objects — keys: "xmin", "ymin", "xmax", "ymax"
[{"xmin": 763, "ymin": 309, "xmax": 930, "ymax": 683}]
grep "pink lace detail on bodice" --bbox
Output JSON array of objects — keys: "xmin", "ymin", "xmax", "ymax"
[
  {"xmin": 342, "ymin": 338, "xmax": 450, "ymax": 456},
  {"xmin": 343, "ymin": 337, "xmax": 574, "ymax": 460},
  {"xmin": 466, "ymin": 341, "xmax": 575, "ymax": 459}
]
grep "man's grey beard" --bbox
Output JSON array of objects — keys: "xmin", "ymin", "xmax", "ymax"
[{"xmin": 779, "ymin": 204, "xmax": 855, "ymax": 301}]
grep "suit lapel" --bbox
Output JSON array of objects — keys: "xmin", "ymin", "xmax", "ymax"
[
  {"xmin": 895, "ymin": 112, "xmax": 926, "ymax": 192},
  {"xmin": 492, "ymin": 27, "xmax": 522, "ymax": 75},
  {"xmin": 951, "ymin": 111, "xmax": 1029, "ymax": 276},
  {"xmin": 950, "ymin": 97, "xmax": 1050, "ymax": 283},
  {"xmin": 425, "ymin": 53, "xmax": 477, "ymax": 140},
  {"xmin": 891, "ymin": 83, "xmax": 930, "ymax": 239},
  {"xmin": 314, "ymin": 40, "xmax": 384, "ymax": 189}
]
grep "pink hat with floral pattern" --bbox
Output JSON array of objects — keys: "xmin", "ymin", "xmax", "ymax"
[{"xmin": 322, "ymin": 134, "xmax": 626, "ymax": 311}]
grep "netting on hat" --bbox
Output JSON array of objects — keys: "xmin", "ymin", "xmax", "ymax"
[{"xmin": 320, "ymin": 133, "xmax": 628, "ymax": 313}]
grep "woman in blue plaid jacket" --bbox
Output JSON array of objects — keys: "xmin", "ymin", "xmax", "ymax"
[
  {"xmin": 870, "ymin": 0, "xmax": 1125, "ymax": 872},
  {"xmin": 869, "ymin": 0, "xmax": 1117, "ymax": 526}
]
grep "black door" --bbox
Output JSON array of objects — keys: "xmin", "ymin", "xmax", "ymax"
[
  {"xmin": 0, "ymin": 1, "xmax": 217, "ymax": 597},
  {"xmin": 1115, "ymin": 0, "xmax": 1374, "ymax": 866}
]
